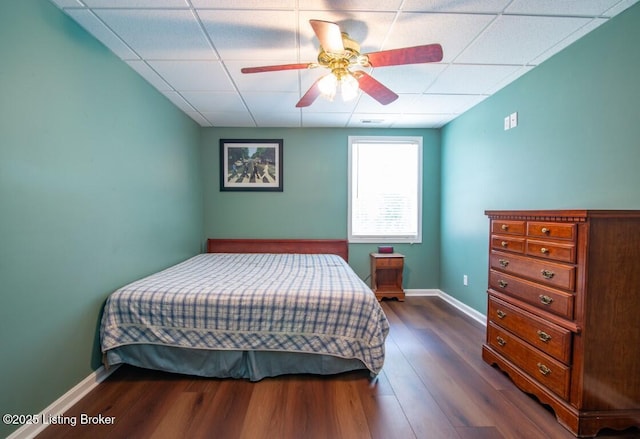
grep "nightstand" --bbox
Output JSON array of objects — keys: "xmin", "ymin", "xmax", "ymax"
[{"xmin": 370, "ymin": 253, "xmax": 405, "ymax": 301}]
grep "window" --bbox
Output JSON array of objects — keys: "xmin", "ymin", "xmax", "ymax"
[{"xmin": 348, "ymin": 136, "xmax": 422, "ymax": 243}]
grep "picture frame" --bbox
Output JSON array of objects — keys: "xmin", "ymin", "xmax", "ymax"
[{"xmin": 220, "ymin": 139, "xmax": 283, "ymax": 192}]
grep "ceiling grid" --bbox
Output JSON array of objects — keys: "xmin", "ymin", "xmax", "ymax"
[{"xmin": 49, "ymin": 0, "xmax": 639, "ymax": 128}]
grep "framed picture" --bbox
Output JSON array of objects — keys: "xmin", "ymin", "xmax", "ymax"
[{"xmin": 220, "ymin": 139, "xmax": 283, "ymax": 192}]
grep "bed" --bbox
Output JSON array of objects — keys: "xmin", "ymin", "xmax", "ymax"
[{"xmin": 100, "ymin": 239, "xmax": 389, "ymax": 381}]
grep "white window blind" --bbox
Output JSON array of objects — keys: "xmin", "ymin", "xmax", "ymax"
[{"xmin": 348, "ymin": 136, "xmax": 422, "ymax": 243}]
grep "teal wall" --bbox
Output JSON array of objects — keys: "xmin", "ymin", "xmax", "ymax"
[
  {"xmin": 0, "ymin": 1, "xmax": 203, "ymax": 436},
  {"xmin": 439, "ymin": 3, "xmax": 640, "ymax": 313},
  {"xmin": 201, "ymin": 128, "xmax": 441, "ymax": 288}
]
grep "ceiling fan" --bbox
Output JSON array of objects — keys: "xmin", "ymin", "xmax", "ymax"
[{"xmin": 241, "ymin": 19, "xmax": 443, "ymax": 108}]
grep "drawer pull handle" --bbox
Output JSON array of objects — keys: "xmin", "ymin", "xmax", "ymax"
[
  {"xmin": 498, "ymin": 280, "xmax": 508, "ymax": 288},
  {"xmin": 541, "ymin": 269, "xmax": 555, "ymax": 279},
  {"xmin": 496, "ymin": 336, "xmax": 506, "ymax": 347},
  {"xmin": 541, "ymin": 227, "xmax": 550, "ymax": 234},
  {"xmin": 501, "ymin": 224, "xmax": 509, "ymax": 231},
  {"xmin": 537, "ymin": 363, "xmax": 552, "ymax": 376},
  {"xmin": 499, "ymin": 259, "xmax": 509, "ymax": 268},
  {"xmin": 537, "ymin": 330, "xmax": 552, "ymax": 343},
  {"xmin": 496, "ymin": 310, "xmax": 506, "ymax": 319},
  {"xmin": 501, "ymin": 241, "xmax": 508, "ymax": 247},
  {"xmin": 539, "ymin": 295, "xmax": 554, "ymax": 305},
  {"xmin": 540, "ymin": 247, "xmax": 549, "ymax": 254}
]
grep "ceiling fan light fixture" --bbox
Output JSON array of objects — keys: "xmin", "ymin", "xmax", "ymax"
[
  {"xmin": 318, "ymin": 68, "xmax": 360, "ymax": 103},
  {"xmin": 340, "ymin": 73, "xmax": 359, "ymax": 102},
  {"xmin": 318, "ymin": 73, "xmax": 338, "ymax": 101}
]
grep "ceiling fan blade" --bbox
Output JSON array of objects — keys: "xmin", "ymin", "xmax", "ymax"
[
  {"xmin": 295, "ymin": 77, "xmax": 324, "ymax": 108},
  {"xmin": 241, "ymin": 63, "xmax": 312, "ymax": 74},
  {"xmin": 365, "ymin": 44, "xmax": 443, "ymax": 67},
  {"xmin": 353, "ymin": 71, "xmax": 398, "ymax": 105},
  {"xmin": 310, "ymin": 19, "xmax": 344, "ymax": 54}
]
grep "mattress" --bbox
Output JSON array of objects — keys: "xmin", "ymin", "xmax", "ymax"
[{"xmin": 101, "ymin": 253, "xmax": 389, "ymax": 376}]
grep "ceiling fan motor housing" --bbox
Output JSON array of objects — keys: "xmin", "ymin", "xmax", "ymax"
[{"xmin": 317, "ymin": 32, "xmax": 361, "ymax": 67}]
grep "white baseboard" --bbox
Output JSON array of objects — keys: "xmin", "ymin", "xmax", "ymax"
[
  {"xmin": 7, "ymin": 364, "xmax": 120, "ymax": 439},
  {"xmin": 404, "ymin": 288, "xmax": 440, "ymax": 297},
  {"xmin": 405, "ymin": 289, "xmax": 487, "ymax": 326}
]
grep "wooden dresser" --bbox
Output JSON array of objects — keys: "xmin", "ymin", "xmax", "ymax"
[{"xmin": 482, "ymin": 210, "xmax": 640, "ymax": 437}]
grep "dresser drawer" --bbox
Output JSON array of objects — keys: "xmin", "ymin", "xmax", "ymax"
[
  {"xmin": 489, "ymin": 270, "xmax": 574, "ymax": 319},
  {"xmin": 491, "ymin": 235, "xmax": 525, "ymax": 253},
  {"xmin": 488, "ymin": 296, "xmax": 572, "ymax": 363},
  {"xmin": 491, "ymin": 220, "xmax": 525, "ymax": 236},
  {"xmin": 526, "ymin": 239, "xmax": 576, "ymax": 263},
  {"xmin": 527, "ymin": 221, "xmax": 576, "ymax": 241},
  {"xmin": 490, "ymin": 251, "xmax": 575, "ymax": 291},
  {"xmin": 374, "ymin": 257, "xmax": 403, "ymax": 268},
  {"xmin": 488, "ymin": 322, "xmax": 570, "ymax": 400}
]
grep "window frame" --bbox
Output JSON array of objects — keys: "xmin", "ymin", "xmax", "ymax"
[{"xmin": 347, "ymin": 135, "xmax": 423, "ymax": 244}]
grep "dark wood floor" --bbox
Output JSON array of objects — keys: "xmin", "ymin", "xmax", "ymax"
[{"xmin": 36, "ymin": 297, "xmax": 639, "ymax": 439}]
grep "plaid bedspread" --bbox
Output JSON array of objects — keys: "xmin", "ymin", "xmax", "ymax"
[{"xmin": 101, "ymin": 253, "xmax": 389, "ymax": 374}]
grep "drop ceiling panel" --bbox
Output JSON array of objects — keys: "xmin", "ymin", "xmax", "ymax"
[
  {"xmin": 385, "ymin": 13, "xmax": 496, "ymax": 63},
  {"xmin": 243, "ymin": 92, "xmax": 302, "ymax": 114},
  {"xmin": 355, "ymin": 94, "xmax": 419, "ymax": 114},
  {"xmin": 93, "ymin": 9, "xmax": 215, "ymax": 60},
  {"xmin": 302, "ymin": 112, "xmax": 352, "ymax": 127},
  {"xmin": 126, "ymin": 60, "xmax": 171, "ymax": 91},
  {"xmin": 401, "ymin": 0, "xmax": 512, "ymax": 13},
  {"xmin": 161, "ymin": 91, "xmax": 196, "ymax": 113},
  {"xmin": 604, "ymin": 0, "xmax": 640, "ymax": 16},
  {"xmin": 456, "ymin": 15, "xmax": 593, "ymax": 65},
  {"xmin": 185, "ymin": 111, "xmax": 211, "ymax": 126},
  {"xmin": 49, "ymin": 0, "xmax": 84, "ymax": 7},
  {"xmin": 505, "ymin": 0, "xmax": 624, "ymax": 16},
  {"xmin": 191, "ymin": 0, "xmax": 296, "ymax": 9},
  {"xmin": 370, "ymin": 64, "xmax": 446, "ymax": 94},
  {"xmin": 201, "ymin": 111, "xmax": 256, "ymax": 127},
  {"xmin": 66, "ymin": 9, "xmax": 139, "ymax": 60},
  {"xmin": 300, "ymin": 0, "xmax": 404, "ymax": 10},
  {"xmin": 180, "ymin": 91, "xmax": 247, "ymax": 113},
  {"xmin": 83, "ymin": 0, "xmax": 189, "ymax": 6},
  {"xmin": 147, "ymin": 60, "xmax": 235, "ymax": 91},
  {"xmin": 391, "ymin": 114, "xmax": 450, "ymax": 128},
  {"xmin": 410, "ymin": 94, "xmax": 487, "ymax": 114},
  {"xmin": 529, "ymin": 18, "xmax": 607, "ymax": 65},
  {"xmin": 426, "ymin": 64, "xmax": 522, "ymax": 94},
  {"xmin": 485, "ymin": 65, "xmax": 534, "ymax": 94},
  {"xmin": 198, "ymin": 10, "xmax": 298, "ymax": 61},
  {"xmin": 253, "ymin": 112, "xmax": 301, "ymax": 127}
]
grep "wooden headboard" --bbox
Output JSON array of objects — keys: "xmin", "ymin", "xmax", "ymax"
[{"xmin": 206, "ymin": 239, "xmax": 349, "ymax": 262}]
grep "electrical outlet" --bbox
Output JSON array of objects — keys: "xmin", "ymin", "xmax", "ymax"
[
  {"xmin": 463, "ymin": 275, "xmax": 468, "ymax": 286},
  {"xmin": 510, "ymin": 112, "xmax": 518, "ymax": 128}
]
